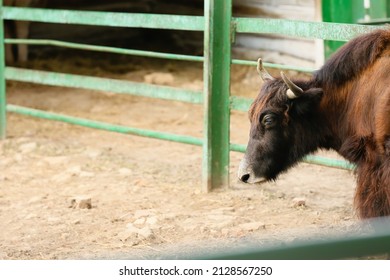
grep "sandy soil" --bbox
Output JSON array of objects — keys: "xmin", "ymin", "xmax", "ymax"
[{"xmin": 0, "ymin": 56, "xmax": 359, "ymax": 259}]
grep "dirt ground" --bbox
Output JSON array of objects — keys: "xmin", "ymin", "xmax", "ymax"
[{"xmin": 0, "ymin": 55, "xmax": 360, "ymax": 259}]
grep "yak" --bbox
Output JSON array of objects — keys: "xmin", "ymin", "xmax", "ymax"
[{"xmin": 237, "ymin": 28, "xmax": 390, "ymax": 219}]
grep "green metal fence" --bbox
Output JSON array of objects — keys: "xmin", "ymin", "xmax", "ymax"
[
  {"xmin": 0, "ymin": 1, "xmax": 389, "ymax": 259},
  {"xmin": 0, "ymin": 1, "xmax": 374, "ymax": 190}
]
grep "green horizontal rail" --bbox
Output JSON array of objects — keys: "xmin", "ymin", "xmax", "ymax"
[
  {"xmin": 4, "ymin": 38, "xmax": 204, "ymax": 62},
  {"xmin": 2, "ymin": 7, "xmax": 380, "ymax": 41},
  {"xmin": 205, "ymin": 218, "xmax": 390, "ymax": 259},
  {"xmin": 2, "ymin": 7, "xmax": 204, "ymax": 31},
  {"xmin": 234, "ymin": 17, "xmax": 380, "ymax": 41},
  {"xmin": 232, "ymin": 59, "xmax": 315, "ymax": 73},
  {"xmin": 5, "ymin": 67, "xmax": 203, "ymax": 104},
  {"xmin": 304, "ymin": 154, "xmax": 355, "ymax": 170},
  {"xmin": 7, "ymin": 104, "xmax": 203, "ymax": 146},
  {"xmin": 4, "ymin": 39, "xmax": 315, "ymax": 73},
  {"xmin": 3, "ymin": 67, "xmax": 300, "ymax": 112},
  {"xmin": 230, "ymin": 96, "xmax": 253, "ymax": 112}
]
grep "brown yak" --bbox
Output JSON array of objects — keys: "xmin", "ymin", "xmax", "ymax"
[{"xmin": 238, "ymin": 28, "xmax": 390, "ymax": 219}]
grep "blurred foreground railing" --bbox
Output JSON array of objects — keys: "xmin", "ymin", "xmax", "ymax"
[{"xmin": 193, "ymin": 218, "xmax": 390, "ymax": 260}]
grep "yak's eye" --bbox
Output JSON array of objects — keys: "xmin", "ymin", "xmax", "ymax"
[{"xmin": 261, "ymin": 114, "xmax": 276, "ymax": 129}]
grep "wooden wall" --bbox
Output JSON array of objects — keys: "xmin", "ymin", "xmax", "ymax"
[
  {"xmin": 25, "ymin": 0, "xmax": 322, "ymax": 67},
  {"xmin": 233, "ymin": 0, "xmax": 322, "ymax": 68}
]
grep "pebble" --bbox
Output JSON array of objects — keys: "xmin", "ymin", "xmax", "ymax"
[
  {"xmin": 238, "ymin": 222, "xmax": 266, "ymax": 231},
  {"xmin": 144, "ymin": 72, "xmax": 174, "ymax": 85},
  {"xmin": 118, "ymin": 223, "xmax": 155, "ymax": 245},
  {"xmin": 145, "ymin": 216, "xmax": 158, "ymax": 226},
  {"xmin": 66, "ymin": 166, "xmax": 94, "ymax": 178},
  {"xmin": 292, "ymin": 197, "xmax": 306, "ymax": 207},
  {"xmin": 0, "ymin": 175, "xmax": 8, "ymax": 182},
  {"xmin": 69, "ymin": 196, "xmax": 92, "ymax": 209}
]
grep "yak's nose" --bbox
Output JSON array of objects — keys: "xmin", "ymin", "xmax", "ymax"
[
  {"xmin": 239, "ymin": 173, "xmax": 251, "ymax": 183},
  {"xmin": 237, "ymin": 158, "xmax": 266, "ymax": 184},
  {"xmin": 238, "ymin": 158, "xmax": 251, "ymax": 183}
]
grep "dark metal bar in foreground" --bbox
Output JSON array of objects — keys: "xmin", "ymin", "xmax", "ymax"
[{"xmin": 204, "ymin": 218, "xmax": 390, "ymax": 260}]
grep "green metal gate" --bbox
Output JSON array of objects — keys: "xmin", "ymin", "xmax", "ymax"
[
  {"xmin": 0, "ymin": 0, "xmax": 376, "ymax": 191},
  {"xmin": 0, "ymin": 0, "xmax": 389, "ymax": 259}
]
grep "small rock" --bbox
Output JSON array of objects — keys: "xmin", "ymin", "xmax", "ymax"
[
  {"xmin": 238, "ymin": 222, "xmax": 266, "ymax": 231},
  {"xmin": 137, "ymin": 227, "xmax": 154, "ymax": 239},
  {"xmin": 69, "ymin": 196, "xmax": 92, "ymax": 209},
  {"xmin": 117, "ymin": 230, "xmax": 138, "ymax": 245},
  {"xmin": 67, "ymin": 166, "xmax": 82, "ymax": 175},
  {"xmin": 144, "ymin": 72, "xmax": 174, "ymax": 85},
  {"xmin": 66, "ymin": 166, "xmax": 94, "ymax": 178},
  {"xmin": 145, "ymin": 216, "xmax": 158, "ymax": 226},
  {"xmin": 292, "ymin": 197, "xmax": 306, "ymax": 207},
  {"xmin": 122, "ymin": 224, "xmax": 155, "ymax": 242},
  {"xmin": 0, "ymin": 175, "xmax": 8, "ymax": 182}
]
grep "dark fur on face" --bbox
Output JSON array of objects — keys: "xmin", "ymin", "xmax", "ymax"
[{"xmin": 246, "ymin": 79, "xmax": 324, "ymax": 181}]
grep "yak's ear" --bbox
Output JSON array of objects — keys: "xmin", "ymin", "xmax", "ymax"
[{"xmin": 292, "ymin": 87, "xmax": 323, "ymax": 115}]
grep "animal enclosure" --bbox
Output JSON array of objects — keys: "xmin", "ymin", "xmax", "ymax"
[{"xmin": 1, "ymin": 0, "xmax": 390, "ymax": 259}]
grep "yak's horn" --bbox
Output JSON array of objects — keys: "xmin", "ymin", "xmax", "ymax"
[
  {"xmin": 281, "ymin": 71, "xmax": 304, "ymax": 99},
  {"xmin": 257, "ymin": 58, "xmax": 274, "ymax": 81}
]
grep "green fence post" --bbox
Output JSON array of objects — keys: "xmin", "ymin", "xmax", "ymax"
[
  {"xmin": 0, "ymin": 0, "xmax": 6, "ymax": 140},
  {"xmin": 322, "ymin": 0, "xmax": 364, "ymax": 58},
  {"xmin": 388, "ymin": 0, "xmax": 390, "ymax": 16},
  {"xmin": 368, "ymin": 0, "xmax": 387, "ymax": 19},
  {"xmin": 203, "ymin": 0, "xmax": 232, "ymax": 192}
]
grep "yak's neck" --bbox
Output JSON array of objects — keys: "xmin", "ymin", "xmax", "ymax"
[{"xmin": 313, "ymin": 80, "xmax": 354, "ymax": 155}]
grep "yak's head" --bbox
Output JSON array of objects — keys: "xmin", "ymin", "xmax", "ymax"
[{"xmin": 238, "ymin": 59, "xmax": 323, "ymax": 184}]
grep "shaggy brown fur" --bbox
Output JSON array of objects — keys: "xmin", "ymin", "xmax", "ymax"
[{"xmin": 314, "ymin": 29, "xmax": 390, "ymax": 218}]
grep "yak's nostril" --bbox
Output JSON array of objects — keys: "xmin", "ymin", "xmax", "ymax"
[{"xmin": 240, "ymin": 173, "xmax": 250, "ymax": 183}]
